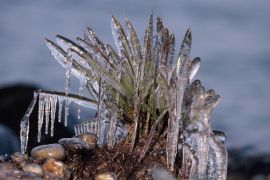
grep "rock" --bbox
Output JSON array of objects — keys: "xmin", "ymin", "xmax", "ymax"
[
  {"xmin": 0, "ymin": 162, "xmax": 24, "ymax": 179},
  {"xmin": 31, "ymin": 144, "xmax": 66, "ymax": 161},
  {"xmin": 42, "ymin": 158, "xmax": 70, "ymax": 179},
  {"xmin": 58, "ymin": 138, "xmax": 89, "ymax": 161},
  {"xmin": 0, "ymin": 162, "xmax": 18, "ymax": 171},
  {"xmin": 44, "ymin": 172, "xmax": 65, "ymax": 180},
  {"xmin": 0, "ymin": 169, "xmax": 24, "ymax": 179},
  {"xmin": 95, "ymin": 171, "xmax": 117, "ymax": 180},
  {"xmin": 75, "ymin": 133, "xmax": 97, "ymax": 149},
  {"xmin": 152, "ymin": 165, "xmax": 176, "ymax": 180},
  {"xmin": 20, "ymin": 173, "xmax": 43, "ymax": 180},
  {"xmin": 11, "ymin": 152, "xmax": 28, "ymax": 168},
  {"xmin": 23, "ymin": 163, "xmax": 44, "ymax": 176}
]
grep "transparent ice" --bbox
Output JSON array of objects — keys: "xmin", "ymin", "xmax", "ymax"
[{"xmin": 20, "ymin": 15, "xmax": 227, "ymax": 179}]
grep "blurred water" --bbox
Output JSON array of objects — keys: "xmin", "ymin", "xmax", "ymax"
[{"xmin": 0, "ymin": 0, "xmax": 269, "ymax": 153}]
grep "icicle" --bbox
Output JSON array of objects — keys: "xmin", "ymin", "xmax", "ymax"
[
  {"xmin": 20, "ymin": 117, "xmax": 29, "ymax": 154},
  {"xmin": 125, "ymin": 18, "xmax": 142, "ymax": 61},
  {"xmin": 180, "ymin": 144, "xmax": 198, "ymax": 180},
  {"xmin": 38, "ymin": 93, "xmax": 45, "ymax": 142},
  {"xmin": 58, "ymin": 97, "xmax": 63, "ymax": 123},
  {"xmin": 213, "ymin": 130, "xmax": 226, "ymax": 144},
  {"xmin": 86, "ymin": 122, "xmax": 90, "ymax": 133},
  {"xmin": 64, "ymin": 56, "xmax": 73, "ymax": 127},
  {"xmin": 50, "ymin": 95, "xmax": 57, "ymax": 137},
  {"xmin": 65, "ymin": 57, "xmax": 72, "ymax": 96},
  {"xmin": 189, "ymin": 57, "xmax": 201, "ymax": 81},
  {"xmin": 111, "ymin": 15, "xmax": 132, "ymax": 57},
  {"xmin": 107, "ymin": 109, "xmax": 117, "ymax": 149},
  {"xmin": 44, "ymin": 95, "xmax": 51, "ymax": 135},
  {"xmin": 20, "ymin": 92, "xmax": 38, "ymax": 154},
  {"xmin": 77, "ymin": 79, "xmax": 86, "ymax": 120},
  {"xmin": 207, "ymin": 133, "xmax": 228, "ymax": 180},
  {"xmin": 166, "ymin": 28, "xmax": 192, "ymax": 171},
  {"xmin": 64, "ymin": 99, "xmax": 71, "ymax": 127},
  {"xmin": 194, "ymin": 90, "xmax": 220, "ymax": 178},
  {"xmin": 74, "ymin": 124, "xmax": 79, "ymax": 136},
  {"xmin": 97, "ymin": 109, "xmax": 108, "ymax": 146}
]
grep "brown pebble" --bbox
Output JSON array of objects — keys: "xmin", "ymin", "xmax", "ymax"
[
  {"xmin": 75, "ymin": 133, "xmax": 97, "ymax": 149},
  {"xmin": 44, "ymin": 171, "xmax": 65, "ymax": 180},
  {"xmin": 23, "ymin": 163, "xmax": 44, "ymax": 176},
  {"xmin": 31, "ymin": 144, "xmax": 66, "ymax": 161},
  {"xmin": 95, "ymin": 171, "xmax": 117, "ymax": 180},
  {"xmin": 42, "ymin": 158, "xmax": 70, "ymax": 179}
]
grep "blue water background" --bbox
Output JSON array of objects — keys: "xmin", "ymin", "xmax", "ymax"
[{"xmin": 0, "ymin": 0, "xmax": 270, "ymax": 153}]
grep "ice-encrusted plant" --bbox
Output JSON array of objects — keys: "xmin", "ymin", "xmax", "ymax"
[{"xmin": 20, "ymin": 15, "xmax": 228, "ymax": 179}]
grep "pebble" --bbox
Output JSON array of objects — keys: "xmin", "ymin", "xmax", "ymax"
[
  {"xmin": 44, "ymin": 172, "xmax": 65, "ymax": 180},
  {"xmin": 152, "ymin": 165, "xmax": 176, "ymax": 180},
  {"xmin": 42, "ymin": 158, "xmax": 70, "ymax": 179},
  {"xmin": 75, "ymin": 133, "xmax": 97, "ymax": 149},
  {"xmin": 20, "ymin": 173, "xmax": 43, "ymax": 180},
  {"xmin": 0, "ymin": 162, "xmax": 18, "ymax": 171},
  {"xmin": 58, "ymin": 138, "xmax": 89, "ymax": 161},
  {"xmin": 95, "ymin": 171, "xmax": 117, "ymax": 180},
  {"xmin": 0, "ymin": 162, "xmax": 23, "ymax": 179},
  {"xmin": 23, "ymin": 163, "xmax": 44, "ymax": 176},
  {"xmin": 31, "ymin": 144, "xmax": 66, "ymax": 161}
]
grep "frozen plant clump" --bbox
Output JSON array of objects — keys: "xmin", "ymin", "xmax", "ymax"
[{"xmin": 20, "ymin": 14, "xmax": 228, "ymax": 179}]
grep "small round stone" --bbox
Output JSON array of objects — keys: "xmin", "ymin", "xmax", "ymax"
[
  {"xmin": 0, "ymin": 163, "xmax": 23, "ymax": 179},
  {"xmin": 42, "ymin": 158, "xmax": 70, "ymax": 179},
  {"xmin": 75, "ymin": 133, "xmax": 97, "ymax": 149},
  {"xmin": 31, "ymin": 144, "xmax": 66, "ymax": 161},
  {"xmin": 152, "ymin": 165, "xmax": 175, "ymax": 180},
  {"xmin": 0, "ymin": 162, "xmax": 18, "ymax": 171},
  {"xmin": 23, "ymin": 163, "xmax": 44, "ymax": 176},
  {"xmin": 95, "ymin": 172, "xmax": 117, "ymax": 180}
]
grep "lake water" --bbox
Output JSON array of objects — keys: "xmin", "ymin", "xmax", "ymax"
[{"xmin": 0, "ymin": 0, "xmax": 270, "ymax": 153}]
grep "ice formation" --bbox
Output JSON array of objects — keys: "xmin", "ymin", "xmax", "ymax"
[{"xmin": 20, "ymin": 14, "xmax": 228, "ymax": 179}]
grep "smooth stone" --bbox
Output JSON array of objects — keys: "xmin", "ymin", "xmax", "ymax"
[
  {"xmin": 0, "ymin": 169, "xmax": 24, "ymax": 179},
  {"xmin": 95, "ymin": 172, "xmax": 117, "ymax": 180},
  {"xmin": 75, "ymin": 133, "xmax": 97, "ymax": 149},
  {"xmin": 42, "ymin": 158, "xmax": 70, "ymax": 179},
  {"xmin": 58, "ymin": 138, "xmax": 89, "ymax": 161},
  {"xmin": 31, "ymin": 144, "xmax": 66, "ymax": 161},
  {"xmin": 0, "ymin": 163, "xmax": 24, "ymax": 179},
  {"xmin": 20, "ymin": 172, "xmax": 43, "ymax": 180},
  {"xmin": 152, "ymin": 165, "xmax": 176, "ymax": 180},
  {"xmin": 23, "ymin": 163, "xmax": 44, "ymax": 176},
  {"xmin": 44, "ymin": 172, "xmax": 65, "ymax": 180},
  {"xmin": 0, "ymin": 162, "xmax": 18, "ymax": 171},
  {"xmin": 11, "ymin": 152, "xmax": 28, "ymax": 167}
]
